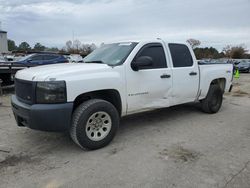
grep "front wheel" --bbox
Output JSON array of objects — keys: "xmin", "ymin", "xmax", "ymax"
[
  {"xmin": 70, "ymin": 99, "xmax": 120, "ymax": 150},
  {"xmin": 200, "ymin": 85, "xmax": 223, "ymax": 114}
]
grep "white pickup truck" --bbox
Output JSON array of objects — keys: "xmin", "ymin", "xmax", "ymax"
[{"xmin": 12, "ymin": 39, "xmax": 233, "ymax": 150}]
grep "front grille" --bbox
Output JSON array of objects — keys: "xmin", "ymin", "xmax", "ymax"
[{"xmin": 15, "ymin": 79, "xmax": 34, "ymax": 104}]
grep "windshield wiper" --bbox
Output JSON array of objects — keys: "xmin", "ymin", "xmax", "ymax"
[{"xmin": 84, "ymin": 60, "xmax": 104, "ymax": 64}]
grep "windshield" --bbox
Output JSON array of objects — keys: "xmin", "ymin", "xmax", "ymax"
[{"xmin": 83, "ymin": 42, "xmax": 138, "ymax": 65}]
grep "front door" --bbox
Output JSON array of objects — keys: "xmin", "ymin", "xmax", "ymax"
[{"xmin": 126, "ymin": 43, "xmax": 172, "ymax": 114}]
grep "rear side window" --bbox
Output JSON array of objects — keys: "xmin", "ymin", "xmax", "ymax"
[
  {"xmin": 135, "ymin": 43, "xmax": 167, "ymax": 69},
  {"xmin": 31, "ymin": 55, "xmax": 43, "ymax": 61},
  {"xmin": 43, "ymin": 55, "xmax": 58, "ymax": 60},
  {"xmin": 169, "ymin": 44, "xmax": 193, "ymax": 67}
]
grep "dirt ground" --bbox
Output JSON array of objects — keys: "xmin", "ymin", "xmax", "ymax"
[{"xmin": 0, "ymin": 74, "xmax": 250, "ymax": 188}]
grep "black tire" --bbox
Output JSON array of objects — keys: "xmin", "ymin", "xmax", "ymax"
[
  {"xmin": 200, "ymin": 85, "xmax": 223, "ymax": 114},
  {"xmin": 70, "ymin": 99, "xmax": 120, "ymax": 150}
]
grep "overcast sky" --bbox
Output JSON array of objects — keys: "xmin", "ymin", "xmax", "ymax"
[{"xmin": 0, "ymin": 0, "xmax": 250, "ymax": 51}]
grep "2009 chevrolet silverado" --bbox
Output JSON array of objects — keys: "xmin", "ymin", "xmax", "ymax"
[{"xmin": 11, "ymin": 39, "xmax": 233, "ymax": 150}]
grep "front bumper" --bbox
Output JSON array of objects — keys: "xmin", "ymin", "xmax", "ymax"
[{"xmin": 11, "ymin": 95, "xmax": 73, "ymax": 131}]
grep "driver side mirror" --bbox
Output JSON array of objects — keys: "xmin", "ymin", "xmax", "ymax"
[{"xmin": 131, "ymin": 56, "xmax": 153, "ymax": 71}]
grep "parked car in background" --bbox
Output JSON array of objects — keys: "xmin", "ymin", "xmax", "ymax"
[
  {"xmin": 198, "ymin": 59, "xmax": 230, "ymax": 64},
  {"xmin": 13, "ymin": 53, "xmax": 69, "ymax": 66},
  {"xmin": 236, "ymin": 60, "xmax": 250, "ymax": 73},
  {"xmin": 0, "ymin": 55, "xmax": 6, "ymax": 63},
  {"xmin": 5, "ymin": 54, "xmax": 26, "ymax": 62},
  {"xmin": 67, "ymin": 54, "xmax": 83, "ymax": 63}
]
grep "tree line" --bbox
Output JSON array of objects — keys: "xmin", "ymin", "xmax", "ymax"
[
  {"xmin": 8, "ymin": 39, "xmax": 59, "ymax": 52},
  {"xmin": 7, "ymin": 39, "xmax": 97, "ymax": 55},
  {"xmin": 7, "ymin": 38, "xmax": 250, "ymax": 59},
  {"xmin": 187, "ymin": 38, "xmax": 250, "ymax": 59}
]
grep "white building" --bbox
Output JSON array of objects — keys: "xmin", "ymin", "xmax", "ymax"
[{"xmin": 0, "ymin": 29, "xmax": 8, "ymax": 53}]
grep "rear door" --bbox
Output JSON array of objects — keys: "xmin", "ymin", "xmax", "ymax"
[
  {"xmin": 168, "ymin": 43, "xmax": 199, "ymax": 105},
  {"xmin": 126, "ymin": 43, "xmax": 172, "ymax": 114}
]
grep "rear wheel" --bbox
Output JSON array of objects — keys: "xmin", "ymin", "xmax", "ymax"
[
  {"xmin": 200, "ymin": 85, "xmax": 223, "ymax": 114},
  {"xmin": 70, "ymin": 99, "xmax": 120, "ymax": 150}
]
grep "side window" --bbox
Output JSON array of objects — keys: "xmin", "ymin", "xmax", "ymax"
[
  {"xmin": 44, "ymin": 55, "xmax": 57, "ymax": 60},
  {"xmin": 31, "ymin": 55, "xmax": 44, "ymax": 61},
  {"xmin": 169, "ymin": 44, "xmax": 193, "ymax": 67},
  {"xmin": 135, "ymin": 44, "xmax": 167, "ymax": 69}
]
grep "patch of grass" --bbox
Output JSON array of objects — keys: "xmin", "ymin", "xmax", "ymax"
[
  {"xmin": 232, "ymin": 89, "xmax": 249, "ymax": 97},
  {"xmin": 0, "ymin": 154, "xmax": 40, "ymax": 170},
  {"xmin": 159, "ymin": 146, "xmax": 201, "ymax": 163},
  {"xmin": 234, "ymin": 90, "xmax": 248, "ymax": 95},
  {"xmin": 0, "ymin": 155, "xmax": 31, "ymax": 168}
]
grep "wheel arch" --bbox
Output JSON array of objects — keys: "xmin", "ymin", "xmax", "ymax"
[
  {"xmin": 73, "ymin": 89, "xmax": 122, "ymax": 116},
  {"xmin": 210, "ymin": 78, "xmax": 226, "ymax": 92}
]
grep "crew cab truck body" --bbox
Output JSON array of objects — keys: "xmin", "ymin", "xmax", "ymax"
[{"xmin": 11, "ymin": 39, "xmax": 233, "ymax": 150}]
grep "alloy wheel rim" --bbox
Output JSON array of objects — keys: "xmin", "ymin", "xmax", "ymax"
[{"xmin": 85, "ymin": 111, "xmax": 112, "ymax": 141}]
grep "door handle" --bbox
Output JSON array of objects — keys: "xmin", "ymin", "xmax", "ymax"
[
  {"xmin": 160, "ymin": 74, "xmax": 171, "ymax": 78},
  {"xmin": 189, "ymin": 72, "xmax": 197, "ymax": 76}
]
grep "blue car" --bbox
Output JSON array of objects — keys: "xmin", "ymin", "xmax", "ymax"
[{"xmin": 14, "ymin": 53, "xmax": 69, "ymax": 66}]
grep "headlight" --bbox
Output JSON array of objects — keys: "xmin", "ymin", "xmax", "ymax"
[{"xmin": 36, "ymin": 81, "xmax": 66, "ymax": 104}]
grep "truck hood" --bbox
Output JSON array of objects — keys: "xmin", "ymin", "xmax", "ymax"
[{"xmin": 15, "ymin": 63, "xmax": 111, "ymax": 81}]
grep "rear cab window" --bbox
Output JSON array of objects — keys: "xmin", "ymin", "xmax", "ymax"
[{"xmin": 169, "ymin": 43, "xmax": 193, "ymax": 67}]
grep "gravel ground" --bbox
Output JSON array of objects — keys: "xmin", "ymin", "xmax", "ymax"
[{"xmin": 0, "ymin": 74, "xmax": 250, "ymax": 188}]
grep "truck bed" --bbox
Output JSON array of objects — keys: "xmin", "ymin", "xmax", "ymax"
[
  {"xmin": 0, "ymin": 63, "xmax": 34, "ymax": 86},
  {"xmin": 198, "ymin": 63, "xmax": 233, "ymax": 99},
  {"xmin": 0, "ymin": 63, "xmax": 34, "ymax": 74}
]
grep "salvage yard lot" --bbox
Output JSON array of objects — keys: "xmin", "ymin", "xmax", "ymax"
[{"xmin": 0, "ymin": 75, "xmax": 250, "ymax": 188}]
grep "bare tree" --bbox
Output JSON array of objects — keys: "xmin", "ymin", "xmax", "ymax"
[
  {"xmin": 73, "ymin": 39, "xmax": 81, "ymax": 53},
  {"xmin": 81, "ymin": 43, "xmax": 88, "ymax": 53},
  {"xmin": 64, "ymin": 40, "xmax": 97, "ymax": 55},
  {"xmin": 66, "ymin": 40, "xmax": 73, "ymax": 52},
  {"xmin": 186, "ymin": 38, "xmax": 201, "ymax": 49},
  {"xmin": 223, "ymin": 44, "xmax": 248, "ymax": 59},
  {"xmin": 90, "ymin": 43, "xmax": 97, "ymax": 51},
  {"xmin": 81, "ymin": 43, "xmax": 95, "ymax": 54}
]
